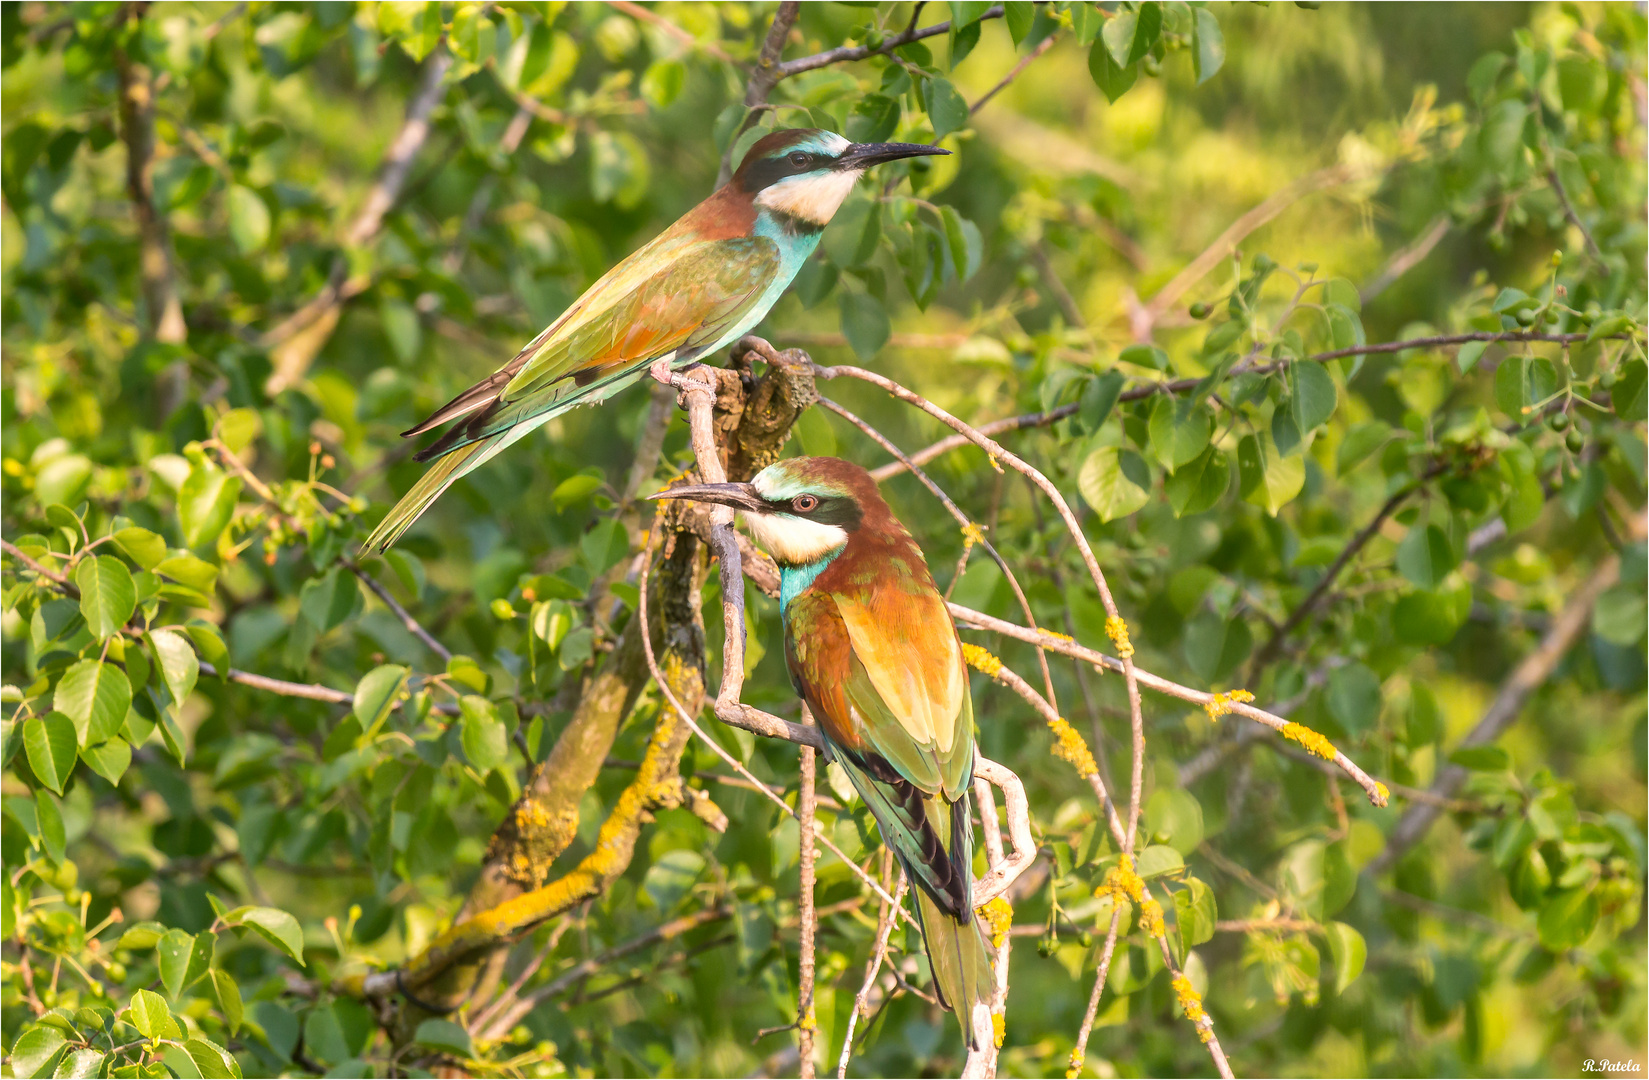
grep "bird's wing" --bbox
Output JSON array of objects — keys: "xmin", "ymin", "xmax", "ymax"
[
  {"xmin": 784, "ymin": 585, "xmax": 976, "ymax": 915},
  {"xmin": 407, "ymin": 234, "xmax": 781, "ymax": 460}
]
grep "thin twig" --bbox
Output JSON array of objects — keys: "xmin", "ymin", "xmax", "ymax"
[
  {"xmin": 797, "ymin": 736, "xmax": 819, "ymax": 1078},
  {"xmin": 837, "ymin": 873, "xmax": 907, "ymax": 1078},
  {"xmin": 970, "ymin": 31, "xmax": 1059, "ymax": 116},
  {"xmin": 607, "ymin": 0, "xmax": 734, "ymax": 61},
  {"xmin": 1545, "ymin": 165, "xmax": 1605, "ymax": 261},
  {"xmin": 773, "ymin": 7, "xmax": 1005, "ymax": 80},
  {"xmin": 345, "ymin": 559, "xmax": 453, "ymax": 663},
  {"xmin": 1360, "ymin": 215, "xmax": 1449, "ymax": 304}
]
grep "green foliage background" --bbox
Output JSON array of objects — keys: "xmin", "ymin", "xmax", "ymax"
[{"xmin": 2, "ymin": 2, "xmax": 1645, "ymax": 1077}]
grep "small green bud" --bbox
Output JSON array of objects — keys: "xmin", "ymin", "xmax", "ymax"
[
  {"xmin": 1142, "ymin": 55, "xmax": 1161, "ymax": 77},
  {"xmin": 1516, "ymin": 308, "xmax": 1538, "ymax": 326},
  {"xmin": 1544, "ymin": 309, "xmax": 1560, "ymax": 324},
  {"xmin": 105, "ymin": 962, "xmax": 127, "ymax": 983},
  {"xmin": 1600, "ymin": 369, "xmax": 1619, "ymax": 389},
  {"xmin": 1188, "ymin": 301, "xmax": 1211, "ymax": 320},
  {"xmin": 1253, "ymin": 253, "xmax": 1276, "ymax": 273},
  {"xmin": 1078, "ymin": 929, "xmax": 1094, "ymax": 948},
  {"xmin": 1037, "ymin": 934, "xmax": 1055, "ymax": 958},
  {"xmin": 53, "ymin": 860, "xmax": 78, "ymax": 891},
  {"xmin": 1548, "ymin": 411, "xmax": 1570, "ymax": 432},
  {"xmin": 490, "ymin": 598, "xmax": 517, "ymax": 620},
  {"xmin": 1550, "ymin": 250, "xmax": 1564, "ymax": 267},
  {"xmin": 1566, "ymin": 429, "xmax": 1585, "ymax": 453}
]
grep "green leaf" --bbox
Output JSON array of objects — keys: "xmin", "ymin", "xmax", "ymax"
[
  {"xmin": 1289, "ymin": 362, "xmax": 1338, "ymax": 432},
  {"xmin": 793, "ymin": 407, "xmax": 838, "ymax": 457},
  {"xmin": 34, "ymin": 789, "xmax": 64, "ymax": 864},
  {"xmin": 1237, "ymin": 433, "xmax": 1304, "ymax": 515},
  {"xmin": 158, "ymin": 928, "xmax": 196, "ymax": 998},
  {"xmin": 298, "ymin": 568, "xmax": 362, "ymax": 633},
  {"xmin": 211, "ymin": 969, "xmax": 244, "ymax": 1035},
  {"xmin": 111, "ymin": 527, "xmax": 167, "ymax": 570},
  {"xmin": 839, "ymin": 291, "xmax": 890, "ymax": 360},
  {"xmin": 1593, "ymin": 585, "xmax": 1647, "ymax": 646},
  {"xmin": 644, "ymin": 849, "xmax": 706, "ymax": 912},
  {"xmin": 24, "ymin": 714, "xmax": 77, "ymax": 794},
  {"xmin": 1103, "ymin": 1, "xmax": 1160, "ymax": 66},
  {"xmin": 1081, "ymin": 371, "xmax": 1126, "ymax": 432},
  {"xmin": 352, "ymin": 664, "xmax": 408, "ymax": 739},
  {"xmin": 579, "ymin": 517, "xmax": 630, "ymax": 578},
  {"xmin": 640, "ymin": 58, "xmax": 685, "ymax": 108},
  {"xmin": 76, "ymin": 555, "xmax": 136, "ymax": 639},
  {"xmin": 1165, "ymin": 446, "xmax": 1230, "ymax": 517},
  {"xmin": 1396, "ymin": 524, "xmax": 1456, "ymax": 589},
  {"xmin": 1174, "ymin": 877, "xmax": 1218, "ymax": 951},
  {"xmin": 227, "ymin": 185, "xmax": 271, "ymax": 254},
  {"xmin": 1191, "ymin": 7, "xmax": 1224, "ymax": 84},
  {"xmin": 1326, "ymin": 663, "xmax": 1382, "ymax": 735},
  {"xmin": 51, "ymin": 1048, "xmax": 104, "ymax": 1079},
  {"xmin": 127, "ymin": 988, "xmax": 182, "ymax": 1042},
  {"xmin": 1087, "ymin": 36, "xmax": 1137, "ymax": 103},
  {"xmin": 1537, "ymin": 886, "xmax": 1598, "ymax": 950},
  {"xmin": 178, "ymin": 465, "xmax": 242, "ymax": 548},
  {"xmin": 81, "ymin": 738, "xmax": 132, "ymax": 786},
  {"xmin": 1148, "ymin": 397, "xmax": 1213, "ymax": 471},
  {"xmin": 182, "ymin": 1038, "xmax": 237, "ymax": 1080},
  {"xmin": 235, "ymin": 906, "xmax": 305, "ymax": 964},
  {"xmin": 414, "ymin": 1018, "xmax": 473, "ymax": 1058},
  {"xmin": 550, "ymin": 473, "xmax": 603, "ymax": 511},
  {"xmin": 1335, "ymin": 421, "xmax": 1391, "ymax": 476},
  {"xmin": 1118, "ymin": 343, "xmax": 1170, "ymax": 371},
  {"xmin": 1455, "ymin": 339, "xmax": 1489, "ymax": 374},
  {"xmin": 147, "ymin": 627, "xmax": 199, "ymax": 709},
  {"xmin": 8, "ymin": 1025, "xmax": 67, "ymax": 1078},
  {"xmin": 460, "ymin": 696, "xmax": 509, "ymax": 773},
  {"xmin": 1611, "ymin": 359, "xmax": 1647, "ymax": 422},
  {"xmin": 54, "ymin": 660, "xmax": 131, "ymax": 747},
  {"xmin": 922, "ymin": 77, "xmax": 969, "ymax": 139},
  {"xmin": 1003, "ymin": 0, "xmax": 1035, "ymax": 43},
  {"xmin": 1078, "ymin": 446, "xmax": 1151, "ymax": 522},
  {"xmin": 1494, "ymin": 354, "xmax": 1559, "ymax": 421},
  {"xmin": 1135, "ymin": 844, "xmax": 1184, "ymax": 879},
  {"xmin": 1324, "ymin": 921, "xmax": 1367, "ymax": 995},
  {"xmin": 1392, "ymin": 588, "xmax": 1466, "ymax": 646},
  {"xmin": 1145, "ymin": 789, "xmax": 1204, "ymax": 855},
  {"xmin": 1183, "ymin": 610, "xmax": 1252, "ymax": 684}
]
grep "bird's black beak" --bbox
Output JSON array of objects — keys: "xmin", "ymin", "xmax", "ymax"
[
  {"xmin": 836, "ymin": 141, "xmax": 951, "ymax": 170},
  {"xmin": 648, "ymin": 481, "xmax": 768, "ymax": 514}
]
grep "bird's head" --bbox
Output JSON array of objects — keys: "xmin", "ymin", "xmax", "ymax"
[
  {"xmin": 650, "ymin": 456, "xmax": 884, "ymax": 567},
  {"xmin": 733, "ymin": 128, "xmax": 949, "ymax": 228}
]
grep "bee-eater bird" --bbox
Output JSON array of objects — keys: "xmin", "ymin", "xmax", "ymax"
[
  {"xmin": 362, "ymin": 130, "xmax": 947, "ymax": 552},
  {"xmin": 651, "ymin": 456, "xmax": 994, "ymax": 1046}
]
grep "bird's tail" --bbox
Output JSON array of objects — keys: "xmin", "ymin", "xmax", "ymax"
[
  {"xmin": 911, "ymin": 868, "xmax": 996, "ymax": 1050},
  {"xmin": 361, "ymin": 437, "xmax": 497, "ymax": 553}
]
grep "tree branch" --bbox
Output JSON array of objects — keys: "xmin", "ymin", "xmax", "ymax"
[
  {"xmin": 797, "ymin": 735, "xmax": 819, "ymax": 1078},
  {"xmin": 345, "ymin": 559, "xmax": 452, "ymax": 663},
  {"xmin": 1545, "ymin": 165, "xmax": 1605, "ymax": 262},
  {"xmin": 773, "ymin": 6, "xmax": 1005, "ymax": 80},
  {"xmin": 115, "ymin": 6, "xmax": 187, "ymax": 347}
]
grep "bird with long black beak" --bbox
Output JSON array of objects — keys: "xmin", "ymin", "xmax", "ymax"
[
  {"xmin": 651, "ymin": 456, "xmax": 994, "ymax": 1049},
  {"xmin": 363, "ymin": 130, "xmax": 947, "ymax": 552}
]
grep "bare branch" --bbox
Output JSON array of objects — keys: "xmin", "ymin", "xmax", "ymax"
[
  {"xmin": 774, "ymin": 6, "xmax": 1005, "ymax": 80},
  {"xmin": 797, "ymin": 736, "xmax": 819, "ymax": 1078},
  {"xmin": 970, "ymin": 31, "xmax": 1059, "ymax": 116},
  {"xmin": 1360, "ymin": 214, "xmax": 1449, "ymax": 304},
  {"xmin": 115, "ymin": 9, "xmax": 187, "ymax": 346},
  {"xmin": 345, "ymin": 559, "xmax": 453, "ymax": 663},
  {"xmin": 836, "ymin": 872, "xmax": 907, "ymax": 1078},
  {"xmin": 745, "ymin": 2, "xmax": 802, "ymax": 106},
  {"xmin": 1545, "ymin": 165, "xmax": 1605, "ymax": 262}
]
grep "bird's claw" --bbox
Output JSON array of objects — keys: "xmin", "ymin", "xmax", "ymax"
[{"xmin": 731, "ymin": 335, "xmax": 782, "ymax": 370}]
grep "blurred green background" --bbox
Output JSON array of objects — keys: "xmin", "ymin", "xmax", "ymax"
[{"xmin": 2, "ymin": 3, "xmax": 1644, "ymax": 1077}]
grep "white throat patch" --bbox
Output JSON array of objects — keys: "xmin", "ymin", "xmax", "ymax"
[
  {"xmin": 754, "ymin": 169, "xmax": 864, "ymax": 226},
  {"xmin": 742, "ymin": 511, "xmax": 848, "ymax": 566}
]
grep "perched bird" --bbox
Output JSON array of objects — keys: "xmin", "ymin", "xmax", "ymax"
[
  {"xmin": 651, "ymin": 456, "xmax": 994, "ymax": 1047},
  {"xmin": 363, "ymin": 130, "xmax": 947, "ymax": 552}
]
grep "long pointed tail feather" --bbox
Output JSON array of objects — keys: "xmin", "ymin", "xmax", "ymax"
[
  {"xmin": 361, "ymin": 439, "xmax": 493, "ymax": 553},
  {"xmin": 912, "ymin": 886, "xmax": 995, "ymax": 1050}
]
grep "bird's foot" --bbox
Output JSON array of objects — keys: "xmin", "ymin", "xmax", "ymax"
[{"xmin": 647, "ymin": 356, "xmax": 676, "ymax": 386}]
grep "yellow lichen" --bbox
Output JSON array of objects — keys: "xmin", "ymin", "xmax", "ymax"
[
  {"xmin": 1095, "ymin": 854, "xmax": 1144, "ymax": 904},
  {"xmin": 1204, "ymin": 689, "xmax": 1255, "ymax": 721},
  {"xmin": 961, "ymin": 642, "xmax": 1003, "ymax": 678},
  {"xmin": 1374, "ymin": 781, "xmax": 1391, "ymax": 806},
  {"xmin": 1138, "ymin": 897, "xmax": 1166, "ymax": 939},
  {"xmin": 1172, "ymin": 974, "xmax": 1213, "ymax": 1043},
  {"xmin": 1044, "ymin": 629, "xmax": 1075, "ymax": 644},
  {"xmin": 1281, "ymin": 721, "xmax": 1338, "ymax": 760},
  {"xmin": 1047, "ymin": 716, "xmax": 1099, "ymax": 778},
  {"xmin": 961, "ymin": 521, "xmax": 986, "ymax": 549},
  {"xmin": 992, "ymin": 1012, "xmax": 1005, "ymax": 1048},
  {"xmin": 515, "ymin": 801, "xmax": 551, "ymax": 830},
  {"xmin": 977, "ymin": 896, "xmax": 1013, "ymax": 949},
  {"xmin": 1066, "ymin": 1050, "xmax": 1085, "ymax": 1080},
  {"xmin": 1104, "ymin": 616, "xmax": 1134, "ymax": 659}
]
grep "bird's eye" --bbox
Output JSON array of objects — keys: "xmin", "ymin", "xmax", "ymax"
[
  {"xmin": 793, "ymin": 495, "xmax": 819, "ymax": 512},
  {"xmin": 788, "ymin": 151, "xmax": 811, "ymax": 168}
]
